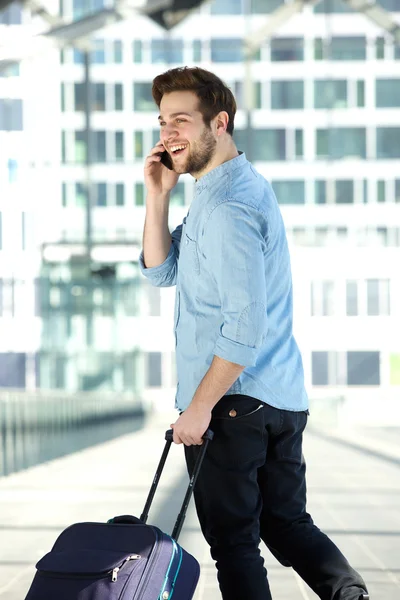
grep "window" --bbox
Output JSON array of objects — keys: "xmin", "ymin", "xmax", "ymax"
[
  {"xmin": 8, "ymin": 159, "xmax": 17, "ymax": 183},
  {"xmin": 96, "ymin": 183, "xmax": 107, "ymax": 206},
  {"xmin": 93, "ymin": 131, "xmax": 106, "ymax": 162},
  {"xmin": 314, "ymin": 80, "xmax": 347, "ymax": 109},
  {"xmin": 314, "ymin": 38, "xmax": 324, "ymax": 60},
  {"xmin": 75, "ymin": 183, "xmax": 87, "ymax": 207},
  {"xmin": 74, "ymin": 83, "xmax": 85, "ymax": 111},
  {"xmin": 115, "ymin": 131, "xmax": 124, "ymax": 161},
  {"xmin": 73, "ymin": 49, "xmax": 84, "ymax": 64},
  {"xmin": 0, "ymin": 99, "xmax": 23, "ymax": 131},
  {"xmin": 315, "ymin": 180, "xmax": 326, "ymax": 204},
  {"xmin": 314, "ymin": 0, "xmax": 353, "ymax": 12},
  {"xmin": 91, "ymin": 39, "xmax": 105, "ymax": 64},
  {"xmin": 376, "ymin": 79, "xmax": 400, "ymax": 108},
  {"xmin": 356, "ymin": 80, "xmax": 365, "ymax": 107},
  {"xmin": 316, "ymin": 128, "xmax": 366, "ymax": 159},
  {"xmin": 151, "ymin": 39, "xmax": 183, "ymax": 63},
  {"xmin": 271, "ymin": 38, "xmax": 304, "ymax": 61},
  {"xmin": 113, "ymin": 40, "xmax": 122, "ymax": 63},
  {"xmin": 62, "ymin": 131, "xmax": 66, "ymax": 163},
  {"xmin": 295, "ymin": 130, "xmax": 303, "ymax": 158},
  {"xmin": 330, "ymin": 37, "xmax": 366, "ymax": 60},
  {"xmin": 312, "ymin": 352, "xmax": 329, "ymax": 385},
  {"xmin": 170, "ymin": 182, "xmax": 185, "ymax": 206},
  {"xmin": 396, "ymin": 180, "xmax": 400, "ymax": 203},
  {"xmin": 252, "ymin": 0, "xmax": 283, "ymax": 13},
  {"xmin": 211, "ymin": 38, "xmax": 243, "ymax": 62},
  {"xmin": 346, "ymin": 281, "xmax": 358, "ymax": 316},
  {"xmin": 390, "ymin": 354, "xmax": 400, "ymax": 386},
  {"xmin": 61, "ymin": 83, "xmax": 66, "ymax": 112},
  {"xmin": 0, "ymin": 2, "xmax": 22, "ymax": 24},
  {"xmin": 311, "ymin": 281, "xmax": 335, "ymax": 316},
  {"xmin": 377, "ymin": 180, "xmax": 386, "ymax": 203},
  {"xmin": 377, "ymin": 128, "xmax": 400, "ymax": 159},
  {"xmin": 193, "ymin": 40, "xmax": 202, "ymax": 62},
  {"xmin": 135, "ymin": 183, "xmax": 144, "ymax": 206},
  {"xmin": 62, "ymin": 183, "xmax": 67, "ymax": 207},
  {"xmin": 133, "ymin": 83, "xmax": 154, "ymax": 111},
  {"xmin": 74, "ymin": 132, "xmax": 86, "ymax": 163},
  {"xmin": 272, "ymin": 181, "xmax": 305, "ymax": 205},
  {"xmin": 335, "ymin": 180, "xmax": 354, "ymax": 204},
  {"xmin": 116, "ymin": 183, "xmax": 124, "ymax": 206},
  {"xmin": 271, "ymin": 81, "xmax": 304, "ymax": 109},
  {"xmin": 211, "ymin": 0, "xmax": 242, "ymax": 14},
  {"xmin": 347, "ymin": 352, "xmax": 380, "ymax": 385},
  {"xmin": 114, "ymin": 84, "xmax": 123, "ymax": 110},
  {"xmin": 134, "ymin": 131, "xmax": 144, "ymax": 159},
  {"xmin": 147, "ymin": 352, "xmax": 162, "ymax": 387},
  {"xmin": 133, "ymin": 40, "xmax": 142, "ymax": 63},
  {"xmin": 376, "ymin": 37, "xmax": 385, "ymax": 59},
  {"xmin": 93, "ymin": 83, "xmax": 105, "ymax": 111},
  {"xmin": 253, "ymin": 129, "xmax": 286, "ymax": 161},
  {"xmin": 367, "ymin": 279, "xmax": 390, "ymax": 316}
]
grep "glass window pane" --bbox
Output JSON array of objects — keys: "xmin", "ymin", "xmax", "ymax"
[
  {"xmin": 314, "ymin": 38, "xmax": 324, "ymax": 60},
  {"xmin": 367, "ymin": 279, "xmax": 381, "ymax": 316},
  {"xmin": 376, "ymin": 37, "xmax": 385, "ymax": 59},
  {"xmin": 62, "ymin": 183, "xmax": 67, "ymax": 207},
  {"xmin": 316, "ymin": 128, "xmax": 366, "ymax": 159},
  {"xmin": 61, "ymin": 83, "xmax": 65, "ymax": 112},
  {"xmin": 135, "ymin": 183, "xmax": 144, "ymax": 206},
  {"xmin": 346, "ymin": 281, "xmax": 358, "ymax": 316},
  {"xmin": 377, "ymin": 180, "xmax": 386, "ymax": 203},
  {"xmin": 93, "ymin": 83, "xmax": 105, "ymax": 111},
  {"xmin": 93, "ymin": 131, "xmax": 106, "ymax": 163},
  {"xmin": 271, "ymin": 181, "xmax": 305, "ymax": 204},
  {"xmin": 73, "ymin": 49, "xmax": 84, "ymax": 64},
  {"xmin": 347, "ymin": 351, "xmax": 380, "ymax": 385},
  {"xmin": 133, "ymin": 40, "xmax": 142, "ymax": 63},
  {"xmin": 395, "ymin": 179, "xmax": 400, "ymax": 203},
  {"xmin": 271, "ymin": 81, "xmax": 304, "ymax": 109},
  {"xmin": 134, "ymin": 131, "xmax": 144, "ymax": 158},
  {"xmin": 75, "ymin": 182, "xmax": 87, "ymax": 207},
  {"xmin": 312, "ymin": 351, "xmax": 329, "ymax": 385},
  {"xmin": 271, "ymin": 38, "xmax": 304, "ymax": 61},
  {"xmin": 376, "ymin": 79, "xmax": 400, "ymax": 108},
  {"xmin": 314, "ymin": 80, "xmax": 347, "ymax": 109},
  {"xmin": 116, "ymin": 183, "xmax": 124, "ymax": 206},
  {"xmin": 295, "ymin": 129, "xmax": 303, "ymax": 158},
  {"xmin": 96, "ymin": 183, "xmax": 107, "ymax": 207},
  {"xmin": 62, "ymin": 131, "xmax": 66, "ymax": 163},
  {"xmin": 115, "ymin": 83, "xmax": 123, "ymax": 110},
  {"xmin": 377, "ymin": 128, "xmax": 400, "ymax": 159},
  {"xmin": 147, "ymin": 352, "xmax": 162, "ymax": 387},
  {"xmin": 134, "ymin": 83, "xmax": 154, "ymax": 111},
  {"xmin": 252, "ymin": 0, "xmax": 283, "ymax": 13},
  {"xmin": 330, "ymin": 36, "xmax": 366, "ymax": 60},
  {"xmin": 74, "ymin": 83, "xmax": 85, "ymax": 111},
  {"xmin": 193, "ymin": 40, "xmax": 202, "ymax": 62},
  {"xmin": 211, "ymin": 0, "xmax": 242, "ymax": 14},
  {"xmin": 114, "ymin": 40, "xmax": 122, "ymax": 63},
  {"xmin": 335, "ymin": 180, "xmax": 354, "ymax": 204},
  {"xmin": 115, "ymin": 131, "xmax": 124, "ymax": 161},
  {"xmin": 254, "ymin": 82, "xmax": 262, "ymax": 109},
  {"xmin": 356, "ymin": 80, "xmax": 365, "ymax": 107},
  {"xmin": 253, "ymin": 129, "xmax": 286, "ymax": 161},
  {"xmin": 211, "ymin": 38, "xmax": 243, "ymax": 62},
  {"xmin": 151, "ymin": 39, "xmax": 184, "ymax": 64},
  {"xmin": 314, "ymin": 0, "xmax": 353, "ymax": 12},
  {"xmin": 315, "ymin": 180, "xmax": 326, "ymax": 204},
  {"xmin": 74, "ymin": 131, "xmax": 86, "ymax": 163},
  {"xmin": 92, "ymin": 39, "xmax": 105, "ymax": 64}
]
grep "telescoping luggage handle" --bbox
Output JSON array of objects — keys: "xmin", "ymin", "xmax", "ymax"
[{"xmin": 139, "ymin": 428, "xmax": 214, "ymax": 542}]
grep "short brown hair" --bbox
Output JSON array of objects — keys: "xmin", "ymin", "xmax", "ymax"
[{"xmin": 152, "ymin": 67, "xmax": 236, "ymax": 136}]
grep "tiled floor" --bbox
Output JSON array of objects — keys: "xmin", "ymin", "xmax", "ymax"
[{"xmin": 1, "ymin": 411, "xmax": 399, "ymax": 599}]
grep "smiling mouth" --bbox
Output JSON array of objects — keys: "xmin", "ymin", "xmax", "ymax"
[{"xmin": 169, "ymin": 144, "xmax": 188, "ymax": 158}]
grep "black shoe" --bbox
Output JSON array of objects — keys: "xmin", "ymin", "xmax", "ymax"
[{"xmin": 359, "ymin": 595, "xmax": 369, "ymax": 600}]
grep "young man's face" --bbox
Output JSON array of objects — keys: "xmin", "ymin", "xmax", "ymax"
[{"xmin": 158, "ymin": 91, "xmax": 217, "ymax": 176}]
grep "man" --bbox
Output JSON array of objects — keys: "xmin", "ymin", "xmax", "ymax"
[{"xmin": 140, "ymin": 66, "xmax": 369, "ymax": 600}]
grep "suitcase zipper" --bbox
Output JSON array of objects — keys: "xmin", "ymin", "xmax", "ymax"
[{"xmin": 39, "ymin": 554, "xmax": 141, "ymax": 583}]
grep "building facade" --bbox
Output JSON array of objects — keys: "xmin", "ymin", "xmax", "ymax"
[{"xmin": 0, "ymin": 0, "xmax": 399, "ymax": 420}]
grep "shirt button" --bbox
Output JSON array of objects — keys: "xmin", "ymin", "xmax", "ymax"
[{"xmin": 185, "ymin": 239, "xmax": 189, "ymax": 245}]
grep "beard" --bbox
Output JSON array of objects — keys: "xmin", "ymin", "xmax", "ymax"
[{"xmin": 172, "ymin": 126, "xmax": 217, "ymax": 175}]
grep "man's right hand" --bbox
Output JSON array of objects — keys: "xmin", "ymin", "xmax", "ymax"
[{"xmin": 144, "ymin": 141, "xmax": 179, "ymax": 197}]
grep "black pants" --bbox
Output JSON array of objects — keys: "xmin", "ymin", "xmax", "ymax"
[{"xmin": 184, "ymin": 395, "xmax": 368, "ymax": 600}]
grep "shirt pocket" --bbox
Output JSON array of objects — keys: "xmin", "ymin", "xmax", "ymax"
[{"xmin": 183, "ymin": 233, "xmax": 200, "ymax": 275}]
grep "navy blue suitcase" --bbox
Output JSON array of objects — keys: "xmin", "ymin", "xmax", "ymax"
[{"xmin": 24, "ymin": 428, "xmax": 213, "ymax": 600}]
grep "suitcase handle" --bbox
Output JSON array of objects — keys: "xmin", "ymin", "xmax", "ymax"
[{"xmin": 140, "ymin": 428, "xmax": 214, "ymax": 542}]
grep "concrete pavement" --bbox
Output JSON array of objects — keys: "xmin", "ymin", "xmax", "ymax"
[{"xmin": 0, "ymin": 410, "xmax": 399, "ymax": 599}]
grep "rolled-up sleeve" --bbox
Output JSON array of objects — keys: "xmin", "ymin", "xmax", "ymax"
[
  {"xmin": 139, "ymin": 223, "xmax": 182, "ymax": 287},
  {"xmin": 203, "ymin": 202, "xmax": 268, "ymax": 367}
]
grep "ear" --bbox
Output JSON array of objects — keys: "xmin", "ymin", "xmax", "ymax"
[{"xmin": 215, "ymin": 111, "xmax": 229, "ymax": 136}]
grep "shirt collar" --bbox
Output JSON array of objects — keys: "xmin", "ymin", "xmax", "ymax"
[{"xmin": 195, "ymin": 151, "xmax": 247, "ymax": 193}]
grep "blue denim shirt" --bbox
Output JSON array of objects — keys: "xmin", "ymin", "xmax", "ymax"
[{"xmin": 140, "ymin": 153, "xmax": 308, "ymax": 412}]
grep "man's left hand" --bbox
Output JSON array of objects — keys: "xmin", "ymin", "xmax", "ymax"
[{"xmin": 170, "ymin": 405, "xmax": 212, "ymax": 446}]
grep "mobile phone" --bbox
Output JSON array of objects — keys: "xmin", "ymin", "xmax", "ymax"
[{"xmin": 160, "ymin": 150, "xmax": 173, "ymax": 171}]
